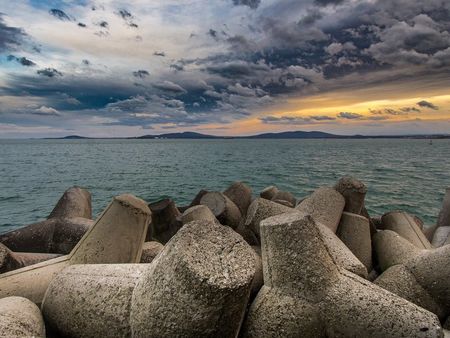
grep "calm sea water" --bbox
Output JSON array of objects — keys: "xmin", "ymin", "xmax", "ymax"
[{"xmin": 0, "ymin": 139, "xmax": 449, "ymax": 233}]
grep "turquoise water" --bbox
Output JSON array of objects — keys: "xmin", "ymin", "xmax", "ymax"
[{"xmin": 0, "ymin": 139, "xmax": 449, "ymax": 233}]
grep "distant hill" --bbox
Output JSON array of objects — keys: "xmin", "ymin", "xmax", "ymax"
[
  {"xmin": 244, "ymin": 130, "xmax": 342, "ymax": 139},
  {"xmin": 137, "ymin": 132, "xmax": 221, "ymax": 139},
  {"xmin": 46, "ymin": 131, "xmax": 450, "ymax": 140}
]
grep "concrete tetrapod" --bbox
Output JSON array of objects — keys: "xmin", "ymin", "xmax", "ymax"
[
  {"xmin": 260, "ymin": 186, "xmax": 279, "ymax": 200},
  {"xmin": 0, "ymin": 216, "xmax": 94, "ymax": 254},
  {"xmin": 271, "ymin": 190, "xmax": 296, "ymax": 207},
  {"xmin": 181, "ymin": 205, "xmax": 218, "ymax": 224},
  {"xmin": 245, "ymin": 198, "xmax": 367, "ymax": 278},
  {"xmin": 0, "ymin": 296, "xmax": 46, "ymax": 338},
  {"xmin": 131, "ymin": 219, "xmax": 256, "ymax": 337},
  {"xmin": 374, "ymin": 232, "xmax": 450, "ymax": 321},
  {"xmin": 224, "ymin": 181, "xmax": 253, "ymax": 216},
  {"xmin": 200, "ymin": 191, "xmax": 242, "ymax": 228},
  {"xmin": 432, "ymin": 226, "xmax": 450, "ymax": 247},
  {"xmin": 0, "ymin": 194, "xmax": 151, "ymax": 304},
  {"xmin": 48, "ymin": 186, "xmax": 92, "ymax": 219},
  {"xmin": 140, "ymin": 241, "xmax": 164, "ymax": 263},
  {"xmin": 296, "ymin": 187, "xmax": 345, "ymax": 232},
  {"xmin": 42, "ymin": 220, "xmax": 256, "ymax": 338},
  {"xmin": 147, "ymin": 198, "xmax": 182, "ymax": 244},
  {"xmin": 242, "ymin": 212, "xmax": 442, "ymax": 338},
  {"xmin": 337, "ymin": 212, "xmax": 372, "ymax": 271},
  {"xmin": 0, "ymin": 243, "xmax": 61, "ymax": 273},
  {"xmin": 380, "ymin": 211, "xmax": 432, "ymax": 249},
  {"xmin": 437, "ymin": 188, "xmax": 450, "ymax": 228},
  {"xmin": 42, "ymin": 264, "xmax": 149, "ymax": 337},
  {"xmin": 334, "ymin": 176, "xmax": 367, "ymax": 214}
]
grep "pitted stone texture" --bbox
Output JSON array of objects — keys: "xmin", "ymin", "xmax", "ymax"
[
  {"xmin": 374, "ymin": 230, "xmax": 423, "ymax": 271},
  {"xmin": 260, "ymin": 186, "xmax": 279, "ymax": 200},
  {"xmin": 224, "ymin": 181, "xmax": 253, "ymax": 216},
  {"xmin": 374, "ymin": 237, "xmax": 450, "ymax": 320},
  {"xmin": 375, "ymin": 264, "xmax": 447, "ymax": 320},
  {"xmin": 337, "ymin": 212, "xmax": 372, "ymax": 271},
  {"xmin": 0, "ymin": 296, "xmax": 45, "ymax": 338},
  {"xmin": 437, "ymin": 188, "xmax": 450, "ymax": 228},
  {"xmin": 48, "ymin": 186, "xmax": 92, "ymax": 219},
  {"xmin": 432, "ymin": 226, "xmax": 450, "ymax": 247},
  {"xmin": 140, "ymin": 241, "xmax": 164, "ymax": 263},
  {"xmin": 0, "ymin": 243, "xmax": 61, "ymax": 273},
  {"xmin": 334, "ymin": 176, "xmax": 367, "ymax": 214},
  {"xmin": 242, "ymin": 212, "xmax": 443, "ymax": 338},
  {"xmin": 244, "ymin": 198, "xmax": 292, "ymax": 240},
  {"xmin": 319, "ymin": 221, "xmax": 368, "ymax": 279},
  {"xmin": 42, "ymin": 264, "xmax": 148, "ymax": 338},
  {"xmin": 200, "ymin": 192, "xmax": 242, "ymax": 228},
  {"xmin": 296, "ymin": 187, "xmax": 345, "ymax": 232},
  {"xmin": 131, "ymin": 220, "xmax": 255, "ymax": 338},
  {"xmin": 381, "ymin": 211, "xmax": 432, "ymax": 249},
  {"xmin": 181, "ymin": 205, "xmax": 218, "ymax": 225},
  {"xmin": 0, "ymin": 194, "xmax": 151, "ymax": 304}
]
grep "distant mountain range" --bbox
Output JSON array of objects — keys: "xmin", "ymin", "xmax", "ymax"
[{"xmin": 51, "ymin": 131, "xmax": 450, "ymax": 140}]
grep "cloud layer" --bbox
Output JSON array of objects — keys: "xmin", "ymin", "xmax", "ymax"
[{"xmin": 0, "ymin": 0, "xmax": 449, "ymax": 137}]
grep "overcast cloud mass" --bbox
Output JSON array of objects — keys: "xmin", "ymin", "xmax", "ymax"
[{"xmin": 0, "ymin": 0, "xmax": 450, "ymax": 137}]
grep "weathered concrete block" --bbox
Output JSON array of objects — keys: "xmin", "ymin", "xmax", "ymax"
[
  {"xmin": 48, "ymin": 186, "xmax": 92, "ymax": 219},
  {"xmin": 296, "ymin": 187, "xmax": 345, "ymax": 232},
  {"xmin": 181, "ymin": 205, "xmax": 218, "ymax": 224},
  {"xmin": 148, "ymin": 198, "xmax": 182, "ymax": 244},
  {"xmin": 0, "ymin": 217, "xmax": 94, "ymax": 254},
  {"xmin": 42, "ymin": 264, "xmax": 148, "ymax": 338},
  {"xmin": 131, "ymin": 220, "xmax": 255, "ymax": 337},
  {"xmin": 0, "ymin": 296, "xmax": 45, "ymax": 338},
  {"xmin": 375, "ymin": 264, "xmax": 447, "ymax": 320},
  {"xmin": 244, "ymin": 199, "xmax": 367, "ymax": 277},
  {"xmin": 437, "ymin": 188, "xmax": 450, "ymax": 228},
  {"xmin": 271, "ymin": 190, "xmax": 296, "ymax": 207},
  {"xmin": 0, "ymin": 194, "xmax": 151, "ymax": 304},
  {"xmin": 374, "ymin": 230, "xmax": 423, "ymax": 272},
  {"xmin": 0, "ymin": 243, "xmax": 60, "ymax": 273},
  {"xmin": 200, "ymin": 191, "xmax": 242, "ymax": 228},
  {"xmin": 244, "ymin": 198, "xmax": 292, "ymax": 241},
  {"xmin": 260, "ymin": 186, "xmax": 279, "ymax": 200},
  {"xmin": 140, "ymin": 241, "xmax": 164, "ymax": 263},
  {"xmin": 381, "ymin": 211, "xmax": 432, "ymax": 249},
  {"xmin": 271, "ymin": 199, "xmax": 294, "ymax": 208},
  {"xmin": 374, "ymin": 237, "xmax": 450, "ymax": 320},
  {"xmin": 432, "ymin": 226, "xmax": 450, "ymax": 247},
  {"xmin": 334, "ymin": 176, "xmax": 367, "ymax": 214},
  {"xmin": 337, "ymin": 212, "xmax": 372, "ymax": 271},
  {"xmin": 224, "ymin": 181, "xmax": 253, "ymax": 216},
  {"xmin": 319, "ymin": 221, "xmax": 368, "ymax": 279},
  {"xmin": 242, "ymin": 212, "xmax": 442, "ymax": 338}
]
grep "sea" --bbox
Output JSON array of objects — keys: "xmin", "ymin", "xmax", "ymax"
[{"xmin": 0, "ymin": 138, "xmax": 449, "ymax": 233}]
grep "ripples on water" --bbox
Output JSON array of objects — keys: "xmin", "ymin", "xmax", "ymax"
[{"xmin": 0, "ymin": 138, "xmax": 449, "ymax": 233}]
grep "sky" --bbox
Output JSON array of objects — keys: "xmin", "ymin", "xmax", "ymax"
[{"xmin": 0, "ymin": 0, "xmax": 450, "ymax": 137}]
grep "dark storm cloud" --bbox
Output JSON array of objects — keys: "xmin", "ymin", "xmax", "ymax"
[
  {"xmin": 82, "ymin": 59, "xmax": 90, "ymax": 66},
  {"xmin": 417, "ymin": 100, "xmax": 439, "ymax": 110},
  {"xmin": 78, "ymin": 22, "xmax": 87, "ymax": 28},
  {"xmin": 7, "ymin": 55, "xmax": 36, "ymax": 66},
  {"xmin": 153, "ymin": 81, "xmax": 187, "ymax": 93},
  {"xmin": 153, "ymin": 51, "xmax": 166, "ymax": 57},
  {"xmin": 37, "ymin": 68, "xmax": 63, "ymax": 77},
  {"xmin": 314, "ymin": 0, "xmax": 345, "ymax": 7},
  {"xmin": 49, "ymin": 9, "xmax": 72, "ymax": 21},
  {"xmin": 208, "ymin": 29, "xmax": 218, "ymax": 40},
  {"xmin": 232, "ymin": 0, "xmax": 261, "ymax": 9},
  {"xmin": 0, "ymin": 13, "xmax": 27, "ymax": 52},
  {"xmin": 133, "ymin": 70, "xmax": 150, "ymax": 78},
  {"xmin": 337, "ymin": 112, "xmax": 363, "ymax": 119}
]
